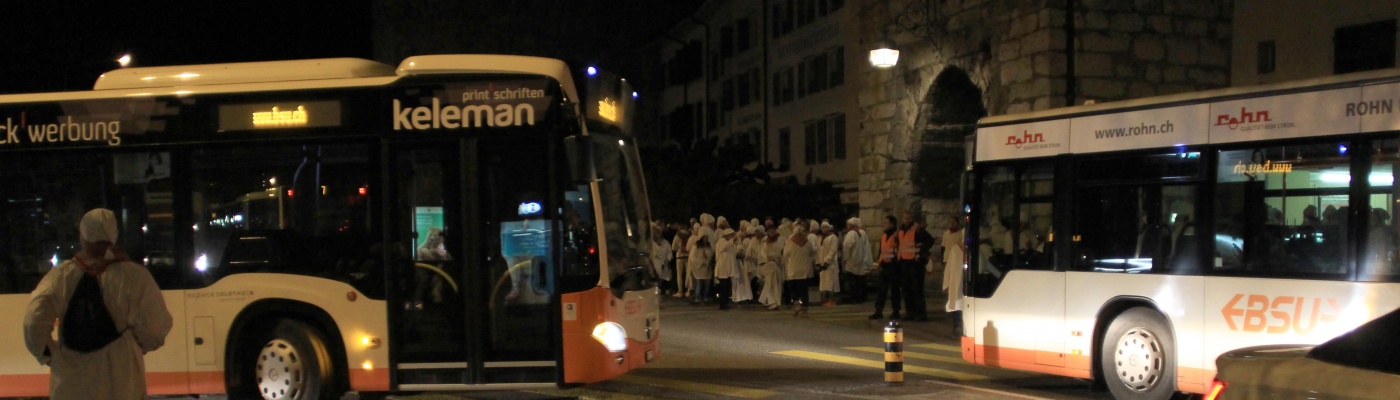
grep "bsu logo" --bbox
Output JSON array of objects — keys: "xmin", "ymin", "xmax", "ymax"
[{"xmin": 1005, "ymin": 130, "xmax": 1043, "ymax": 148}]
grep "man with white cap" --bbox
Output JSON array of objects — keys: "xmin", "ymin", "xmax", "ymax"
[
  {"xmin": 713, "ymin": 219, "xmax": 739, "ymax": 310},
  {"xmin": 25, "ymin": 208, "xmax": 173, "ymax": 399},
  {"xmin": 842, "ymin": 217, "xmax": 873, "ymax": 304}
]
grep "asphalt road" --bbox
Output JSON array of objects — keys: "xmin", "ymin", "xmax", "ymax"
[{"xmin": 396, "ymin": 291, "xmax": 1115, "ymax": 400}]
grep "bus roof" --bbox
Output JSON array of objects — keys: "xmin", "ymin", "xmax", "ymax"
[
  {"xmin": 0, "ymin": 54, "xmax": 580, "ymax": 105},
  {"xmin": 976, "ymin": 67, "xmax": 1400, "ymax": 162}
]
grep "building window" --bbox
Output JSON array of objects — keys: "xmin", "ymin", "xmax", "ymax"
[
  {"xmin": 797, "ymin": 62, "xmax": 808, "ymax": 98},
  {"xmin": 828, "ymin": 46, "xmax": 845, "ymax": 87},
  {"xmin": 779, "ymin": 128, "xmax": 791, "ymax": 169},
  {"xmin": 772, "ymin": 71, "xmax": 783, "ymax": 106},
  {"xmin": 804, "ymin": 122, "xmax": 816, "ymax": 166},
  {"xmin": 815, "ymin": 119, "xmax": 829, "ymax": 164},
  {"xmin": 806, "ymin": 54, "xmax": 828, "ymax": 95},
  {"xmin": 750, "ymin": 69, "xmax": 763, "ymax": 103},
  {"xmin": 772, "ymin": 4, "xmax": 785, "ymax": 39},
  {"xmin": 720, "ymin": 24, "xmax": 734, "ymax": 59},
  {"xmin": 1335, "ymin": 19, "xmax": 1397, "ymax": 74},
  {"xmin": 737, "ymin": 18, "xmax": 752, "ymax": 53},
  {"xmin": 1257, "ymin": 40, "xmax": 1276, "ymax": 74},
  {"xmin": 721, "ymin": 79, "xmax": 734, "ymax": 111},
  {"xmin": 832, "ymin": 114, "xmax": 846, "ymax": 160},
  {"xmin": 710, "ymin": 53, "xmax": 721, "ymax": 82},
  {"xmin": 782, "ymin": 68, "xmax": 795, "ymax": 103},
  {"xmin": 735, "ymin": 74, "xmax": 750, "ymax": 108}
]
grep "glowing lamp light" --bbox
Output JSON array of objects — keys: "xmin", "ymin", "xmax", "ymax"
[
  {"xmin": 117, "ymin": 53, "xmax": 132, "ymax": 68},
  {"xmin": 195, "ymin": 254, "xmax": 208, "ymax": 272},
  {"xmin": 869, "ymin": 39, "xmax": 899, "ymax": 68},
  {"xmin": 51, "ymin": 254, "xmax": 59, "ymax": 267},
  {"xmin": 358, "ymin": 186, "xmax": 368, "ymax": 196},
  {"xmin": 361, "ymin": 361, "xmax": 374, "ymax": 371},
  {"xmin": 586, "ymin": 66, "xmax": 598, "ymax": 76},
  {"xmin": 632, "ymin": 91, "xmax": 639, "ymax": 99}
]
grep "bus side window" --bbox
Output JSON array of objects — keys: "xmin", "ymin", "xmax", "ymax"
[
  {"xmin": 1363, "ymin": 138, "xmax": 1400, "ymax": 282},
  {"xmin": 1215, "ymin": 144, "xmax": 1348, "ymax": 278}
]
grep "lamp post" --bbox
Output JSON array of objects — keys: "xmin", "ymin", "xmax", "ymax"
[{"xmin": 869, "ymin": 39, "xmax": 899, "ymax": 68}]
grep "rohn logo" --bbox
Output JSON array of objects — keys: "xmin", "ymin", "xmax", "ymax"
[
  {"xmin": 1005, "ymin": 130, "xmax": 1043, "ymax": 148},
  {"xmin": 1215, "ymin": 107, "xmax": 1271, "ymax": 130}
]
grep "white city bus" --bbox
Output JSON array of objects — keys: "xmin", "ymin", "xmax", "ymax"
[
  {"xmin": 960, "ymin": 68, "xmax": 1400, "ymax": 399},
  {"xmin": 0, "ymin": 55, "xmax": 660, "ymax": 399}
]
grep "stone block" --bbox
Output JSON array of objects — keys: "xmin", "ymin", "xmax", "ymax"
[
  {"xmin": 1077, "ymin": 52, "xmax": 1116, "ymax": 77},
  {"xmin": 1082, "ymin": 0, "xmax": 1131, "ymax": 11},
  {"xmin": 1007, "ymin": 102, "xmax": 1032, "ymax": 114},
  {"xmin": 1146, "ymin": 64, "xmax": 1163, "ymax": 82},
  {"xmin": 999, "ymin": 41, "xmax": 1022, "ymax": 62},
  {"xmin": 1134, "ymin": 0, "xmax": 1163, "ymax": 12},
  {"xmin": 1026, "ymin": 28, "xmax": 1068, "ymax": 53},
  {"xmin": 1199, "ymin": 40, "xmax": 1227, "ymax": 67},
  {"xmin": 1128, "ymin": 82, "xmax": 1157, "ymax": 98},
  {"xmin": 1081, "ymin": 78, "xmax": 1127, "ymax": 99},
  {"xmin": 1181, "ymin": 19, "xmax": 1209, "ymax": 36},
  {"xmin": 1116, "ymin": 63, "xmax": 1137, "ymax": 78},
  {"xmin": 1166, "ymin": 37, "xmax": 1199, "ymax": 64},
  {"xmin": 1081, "ymin": 32, "xmax": 1131, "ymax": 52},
  {"xmin": 1000, "ymin": 57, "xmax": 1035, "ymax": 83},
  {"xmin": 1110, "ymin": 13, "xmax": 1145, "ymax": 32},
  {"xmin": 1147, "ymin": 15, "xmax": 1172, "ymax": 33},
  {"xmin": 1189, "ymin": 68, "xmax": 1228, "ymax": 86},
  {"xmin": 1134, "ymin": 36, "xmax": 1165, "ymax": 61},
  {"xmin": 1032, "ymin": 53, "xmax": 1070, "ymax": 76},
  {"xmin": 1165, "ymin": 0, "xmax": 1219, "ymax": 18},
  {"xmin": 872, "ymin": 103, "xmax": 898, "ymax": 120},
  {"xmin": 1164, "ymin": 66, "xmax": 1186, "ymax": 82},
  {"xmin": 1008, "ymin": 14, "xmax": 1037, "ymax": 37},
  {"xmin": 1040, "ymin": 8, "xmax": 1066, "ymax": 29},
  {"xmin": 1082, "ymin": 11, "xmax": 1110, "ymax": 30},
  {"xmin": 1033, "ymin": 97, "xmax": 1054, "ymax": 111},
  {"xmin": 1009, "ymin": 81, "xmax": 1053, "ymax": 101}
]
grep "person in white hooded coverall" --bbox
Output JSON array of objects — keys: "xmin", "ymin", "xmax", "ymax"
[
  {"xmin": 713, "ymin": 218, "xmax": 739, "ymax": 310},
  {"xmin": 782, "ymin": 221, "xmax": 816, "ymax": 315},
  {"xmin": 841, "ymin": 217, "xmax": 874, "ymax": 303},
  {"xmin": 816, "ymin": 221, "xmax": 841, "ymax": 306},
  {"xmin": 756, "ymin": 226, "xmax": 785, "ymax": 309},
  {"xmin": 24, "ymin": 208, "xmax": 173, "ymax": 400}
]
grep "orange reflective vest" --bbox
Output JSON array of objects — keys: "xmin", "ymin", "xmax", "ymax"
[
  {"xmin": 879, "ymin": 233, "xmax": 898, "ymax": 263},
  {"xmin": 897, "ymin": 228, "xmax": 919, "ymax": 261}
]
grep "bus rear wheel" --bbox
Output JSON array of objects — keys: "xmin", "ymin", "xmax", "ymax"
[
  {"xmin": 1099, "ymin": 307, "xmax": 1177, "ymax": 400},
  {"xmin": 244, "ymin": 319, "xmax": 340, "ymax": 400}
]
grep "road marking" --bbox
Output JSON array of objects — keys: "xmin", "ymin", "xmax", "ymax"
[
  {"xmin": 845, "ymin": 346, "xmax": 967, "ymax": 364},
  {"xmin": 772, "ymin": 350, "xmax": 989, "ymax": 381},
  {"xmin": 911, "ymin": 342, "xmax": 962, "ymax": 353},
  {"xmin": 615, "ymin": 374, "xmax": 781, "ymax": 398}
]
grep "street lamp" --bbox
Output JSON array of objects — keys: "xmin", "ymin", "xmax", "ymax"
[
  {"xmin": 869, "ymin": 39, "xmax": 899, "ymax": 68},
  {"xmin": 116, "ymin": 53, "xmax": 133, "ymax": 68}
]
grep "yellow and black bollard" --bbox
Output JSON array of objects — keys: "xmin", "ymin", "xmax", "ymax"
[{"xmin": 884, "ymin": 321, "xmax": 904, "ymax": 383}]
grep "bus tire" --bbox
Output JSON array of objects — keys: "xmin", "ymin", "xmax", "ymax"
[
  {"xmin": 1099, "ymin": 307, "xmax": 1177, "ymax": 400},
  {"xmin": 242, "ymin": 319, "xmax": 341, "ymax": 400}
]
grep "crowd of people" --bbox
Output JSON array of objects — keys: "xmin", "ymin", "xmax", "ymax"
[{"xmin": 647, "ymin": 210, "xmax": 966, "ymax": 326}]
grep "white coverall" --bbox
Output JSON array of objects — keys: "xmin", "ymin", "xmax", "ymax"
[
  {"xmin": 26, "ymin": 261, "xmax": 171, "ymax": 398},
  {"xmin": 25, "ymin": 208, "xmax": 173, "ymax": 400},
  {"xmin": 817, "ymin": 232, "xmax": 841, "ymax": 293}
]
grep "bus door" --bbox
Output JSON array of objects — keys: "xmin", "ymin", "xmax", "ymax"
[{"xmin": 388, "ymin": 137, "xmax": 559, "ymax": 388}]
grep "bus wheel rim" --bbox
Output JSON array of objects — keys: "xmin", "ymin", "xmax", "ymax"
[
  {"xmin": 1112, "ymin": 327, "xmax": 1164, "ymax": 392},
  {"xmin": 256, "ymin": 338, "xmax": 306, "ymax": 400}
]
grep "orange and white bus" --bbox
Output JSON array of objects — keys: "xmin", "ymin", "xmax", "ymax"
[
  {"xmin": 960, "ymin": 68, "xmax": 1400, "ymax": 399},
  {"xmin": 0, "ymin": 54, "xmax": 660, "ymax": 399}
]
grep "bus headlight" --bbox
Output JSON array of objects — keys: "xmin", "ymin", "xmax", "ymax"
[{"xmin": 591, "ymin": 322, "xmax": 628, "ymax": 352}]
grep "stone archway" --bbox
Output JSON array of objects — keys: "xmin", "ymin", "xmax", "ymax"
[{"xmin": 912, "ymin": 66, "xmax": 986, "ymax": 201}]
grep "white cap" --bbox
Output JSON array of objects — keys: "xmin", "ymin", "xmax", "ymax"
[
  {"xmin": 821, "ymin": 221, "xmax": 833, "ymax": 230},
  {"xmin": 717, "ymin": 216, "xmax": 728, "ymax": 227},
  {"xmin": 847, "ymin": 217, "xmax": 862, "ymax": 226},
  {"xmin": 700, "ymin": 213, "xmax": 715, "ymax": 225},
  {"xmin": 80, "ymin": 208, "xmax": 119, "ymax": 243}
]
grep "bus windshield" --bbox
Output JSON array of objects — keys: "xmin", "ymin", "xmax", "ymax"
[{"xmin": 592, "ymin": 133, "xmax": 653, "ymax": 292}]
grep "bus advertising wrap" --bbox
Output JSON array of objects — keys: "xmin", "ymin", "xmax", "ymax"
[
  {"xmin": 0, "ymin": 98, "xmax": 182, "ymax": 148},
  {"xmin": 391, "ymin": 79, "xmax": 555, "ymax": 131}
]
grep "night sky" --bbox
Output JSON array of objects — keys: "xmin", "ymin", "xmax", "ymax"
[{"xmin": 0, "ymin": 1, "xmax": 703, "ymax": 94}]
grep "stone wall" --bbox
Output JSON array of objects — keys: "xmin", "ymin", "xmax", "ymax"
[{"xmin": 857, "ymin": 0, "xmax": 1232, "ymax": 234}]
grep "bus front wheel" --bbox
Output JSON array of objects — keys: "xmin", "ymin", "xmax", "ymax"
[
  {"xmin": 1099, "ymin": 307, "xmax": 1177, "ymax": 400},
  {"xmin": 242, "ymin": 319, "xmax": 341, "ymax": 400}
]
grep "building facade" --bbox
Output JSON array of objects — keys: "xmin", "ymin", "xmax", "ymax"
[
  {"xmin": 1232, "ymin": 0, "xmax": 1399, "ymax": 86},
  {"xmin": 644, "ymin": 0, "xmax": 864, "ymax": 211}
]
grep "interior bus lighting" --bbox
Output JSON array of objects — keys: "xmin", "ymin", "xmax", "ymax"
[
  {"xmin": 591, "ymin": 322, "xmax": 628, "ymax": 352},
  {"xmin": 1320, "ymin": 172, "xmax": 1393, "ymax": 184}
]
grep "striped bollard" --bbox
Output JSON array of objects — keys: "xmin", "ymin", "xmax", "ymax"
[{"xmin": 884, "ymin": 321, "xmax": 904, "ymax": 383}]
